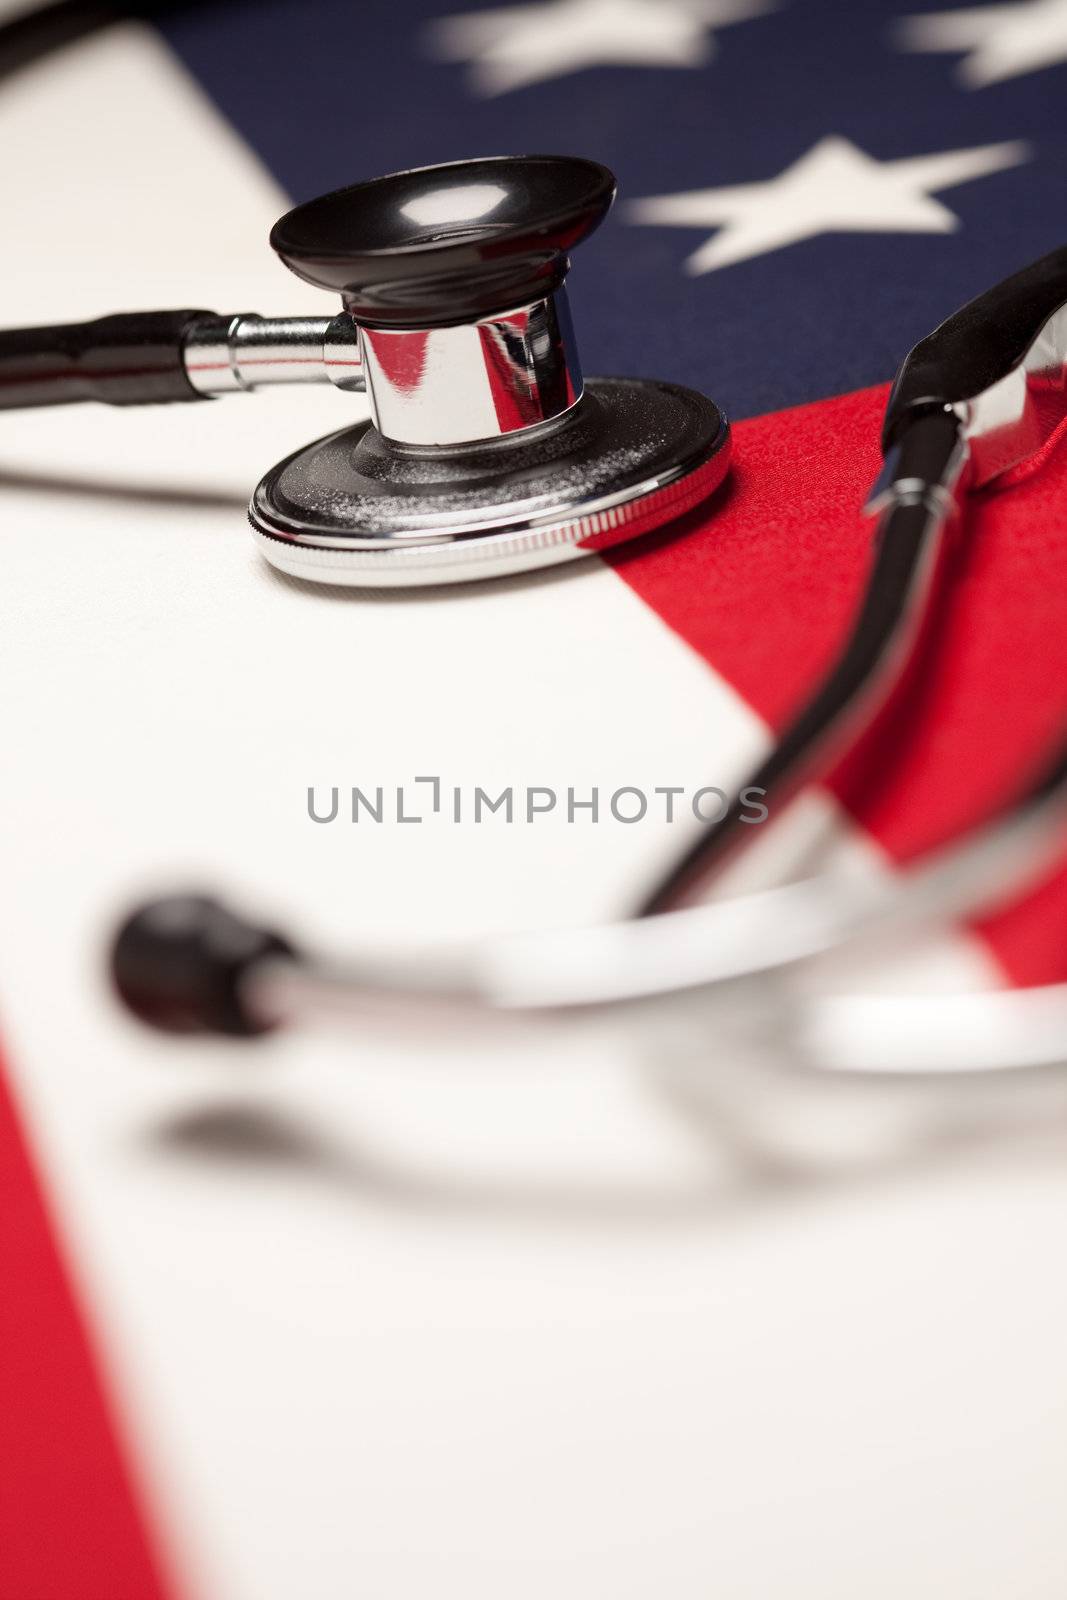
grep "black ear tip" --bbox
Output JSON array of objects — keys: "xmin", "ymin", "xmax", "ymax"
[{"xmin": 111, "ymin": 895, "xmax": 293, "ymax": 1038}]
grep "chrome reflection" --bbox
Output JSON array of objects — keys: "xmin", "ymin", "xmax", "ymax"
[
  {"xmin": 359, "ymin": 289, "xmax": 583, "ymax": 447},
  {"xmin": 183, "ymin": 312, "xmax": 364, "ymax": 395}
]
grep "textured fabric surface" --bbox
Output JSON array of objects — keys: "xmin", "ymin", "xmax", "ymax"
[
  {"xmin": 0, "ymin": 1066, "xmax": 174, "ymax": 1600},
  {"xmin": 158, "ymin": 0, "xmax": 1067, "ymax": 420},
  {"xmin": 612, "ymin": 383, "xmax": 1067, "ymax": 984}
]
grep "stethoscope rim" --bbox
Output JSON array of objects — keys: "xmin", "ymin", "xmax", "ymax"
[{"xmin": 248, "ymin": 383, "xmax": 731, "ymax": 586}]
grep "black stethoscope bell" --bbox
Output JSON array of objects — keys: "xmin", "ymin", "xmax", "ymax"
[{"xmin": 250, "ymin": 155, "xmax": 731, "ymax": 586}]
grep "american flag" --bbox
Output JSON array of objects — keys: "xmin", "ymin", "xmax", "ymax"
[{"xmin": 4, "ymin": 2, "xmax": 1067, "ymax": 1596}]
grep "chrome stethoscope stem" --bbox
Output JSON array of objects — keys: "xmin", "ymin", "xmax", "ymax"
[
  {"xmin": 180, "ymin": 291, "xmax": 585, "ymax": 451},
  {"xmin": 181, "ymin": 312, "xmax": 365, "ymax": 395}
]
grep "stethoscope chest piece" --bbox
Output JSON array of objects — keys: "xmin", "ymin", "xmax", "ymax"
[
  {"xmin": 248, "ymin": 156, "xmax": 731, "ymax": 586},
  {"xmin": 250, "ymin": 376, "xmax": 729, "ymax": 586}
]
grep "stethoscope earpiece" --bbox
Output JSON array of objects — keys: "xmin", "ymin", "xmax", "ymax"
[{"xmin": 112, "ymin": 895, "xmax": 294, "ymax": 1039}]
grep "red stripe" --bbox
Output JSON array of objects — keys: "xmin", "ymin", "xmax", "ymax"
[
  {"xmin": 609, "ymin": 383, "xmax": 1067, "ymax": 987},
  {"xmin": 0, "ymin": 1061, "xmax": 181, "ymax": 1600}
]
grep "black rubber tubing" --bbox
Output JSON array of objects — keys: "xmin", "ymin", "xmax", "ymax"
[{"xmin": 0, "ymin": 309, "xmax": 218, "ymax": 408}]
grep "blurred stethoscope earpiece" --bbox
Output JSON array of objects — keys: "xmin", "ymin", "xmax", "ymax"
[{"xmin": 110, "ymin": 729, "xmax": 1067, "ymax": 1075}]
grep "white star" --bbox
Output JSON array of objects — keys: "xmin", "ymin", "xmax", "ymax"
[
  {"xmin": 628, "ymin": 135, "xmax": 1030, "ymax": 274},
  {"xmin": 896, "ymin": 0, "xmax": 1067, "ymax": 88},
  {"xmin": 425, "ymin": 0, "xmax": 774, "ymax": 95}
]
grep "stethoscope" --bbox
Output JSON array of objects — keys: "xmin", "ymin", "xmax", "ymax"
[
  {"xmin": 2, "ymin": 153, "xmax": 730, "ymax": 585},
  {"xmin": 5, "ymin": 6, "xmax": 1067, "ymax": 1078}
]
